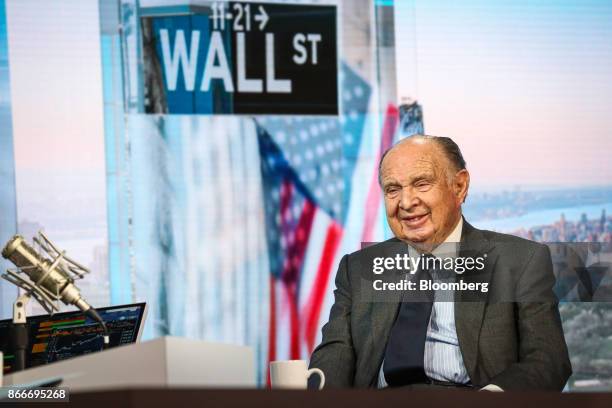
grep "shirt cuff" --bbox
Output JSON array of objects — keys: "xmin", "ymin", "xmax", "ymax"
[{"xmin": 479, "ymin": 384, "xmax": 504, "ymax": 392}]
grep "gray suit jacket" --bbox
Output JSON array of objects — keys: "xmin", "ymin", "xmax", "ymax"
[{"xmin": 309, "ymin": 220, "xmax": 572, "ymax": 390}]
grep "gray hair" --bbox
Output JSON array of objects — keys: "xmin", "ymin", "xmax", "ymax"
[{"xmin": 378, "ymin": 135, "xmax": 467, "ymax": 186}]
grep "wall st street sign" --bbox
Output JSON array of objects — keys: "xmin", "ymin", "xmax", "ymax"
[{"xmin": 141, "ymin": 2, "xmax": 338, "ymax": 115}]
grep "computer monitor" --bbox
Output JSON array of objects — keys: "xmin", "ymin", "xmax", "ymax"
[{"xmin": 0, "ymin": 302, "xmax": 147, "ymax": 374}]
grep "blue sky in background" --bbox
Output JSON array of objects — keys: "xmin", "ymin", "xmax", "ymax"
[{"xmin": 395, "ymin": 0, "xmax": 612, "ymax": 189}]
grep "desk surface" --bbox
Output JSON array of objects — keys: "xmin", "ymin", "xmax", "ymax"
[{"xmin": 67, "ymin": 388, "xmax": 612, "ymax": 408}]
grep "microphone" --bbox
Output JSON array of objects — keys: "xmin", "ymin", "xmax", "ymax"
[
  {"xmin": 2, "ymin": 235, "xmax": 93, "ymax": 311},
  {"xmin": 1, "ymin": 233, "xmax": 109, "ymax": 345}
]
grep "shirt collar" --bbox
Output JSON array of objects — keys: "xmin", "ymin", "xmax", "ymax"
[{"xmin": 444, "ymin": 216, "xmax": 463, "ymax": 244}]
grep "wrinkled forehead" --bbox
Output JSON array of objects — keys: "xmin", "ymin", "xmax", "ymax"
[{"xmin": 380, "ymin": 141, "xmax": 445, "ymax": 180}]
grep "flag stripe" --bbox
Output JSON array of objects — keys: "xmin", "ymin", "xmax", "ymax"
[
  {"xmin": 299, "ymin": 209, "xmax": 332, "ymax": 312},
  {"xmin": 275, "ymin": 279, "xmax": 291, "ymax": 361},
  {"xmin": 266, "ymin": 274, "xmax": 276, "ymax": 386},
  {"xmin": 285, "ymin": 283, "xmax": 300, "ymax": 359},
  {"xmin": 361, "ymin": 104, "xmax": 399, "ymax": 243},
  {"xmin": 303, "ymin": 222, "xmax": 343, "ymax": 352}
]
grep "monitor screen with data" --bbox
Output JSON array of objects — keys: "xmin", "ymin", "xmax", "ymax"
[{"xmin": 0, "ymin": 303, "xmax": 146, "ymax": 375}]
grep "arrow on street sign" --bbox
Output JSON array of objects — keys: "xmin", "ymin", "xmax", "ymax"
[{"xmin": 255, "ymin": 5, "xmax": 268, "ymax": 30}]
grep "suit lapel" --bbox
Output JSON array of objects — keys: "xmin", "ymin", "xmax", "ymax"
[
  {"xmin": 367, "ymin": 239, "xmax": 406, "ymax": 384},
  {"xmin": 454, "ymin": 220, "xmax": 496, "ymax": 380},
  {"xmin": 368, "ymin": 295, "xmax": 402, "ymax": 383}
]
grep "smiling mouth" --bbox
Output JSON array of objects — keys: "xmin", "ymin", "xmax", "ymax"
[{"xmin": 401, "ymin": 213, "xmax": 428, "ymax": 226}]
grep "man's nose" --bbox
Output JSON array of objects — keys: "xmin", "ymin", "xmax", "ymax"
[{"xmin": 398, "ymin": 187, "xmax": 418, "ymax": 211}]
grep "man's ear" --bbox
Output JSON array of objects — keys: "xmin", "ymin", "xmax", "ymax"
[{"xmin": 454, "ymin": 169, "xmax": 470, "ymax": 204}]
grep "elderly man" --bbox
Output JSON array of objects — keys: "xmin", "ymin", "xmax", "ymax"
[{"xmin": 309, "ymin": 135, "xmax": 571, "ymax": 390}]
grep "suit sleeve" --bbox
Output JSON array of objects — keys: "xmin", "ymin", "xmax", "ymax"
[
  {"xmin": 489, "ymin": 244, "xmax": 572, "ymax": 391},
  {"xmin": 308, "ymin": 254, "xmax": 356, "ymax": 388}
]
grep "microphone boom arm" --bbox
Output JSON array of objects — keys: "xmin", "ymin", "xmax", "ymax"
[{"xmin": 2, "ymin": 269, "xmax": 60, "ymax": 315}]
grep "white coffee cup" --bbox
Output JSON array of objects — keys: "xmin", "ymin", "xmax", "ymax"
[{"xmin": 269, "ymin": 360, "xmax": 325, "ymax": 390}]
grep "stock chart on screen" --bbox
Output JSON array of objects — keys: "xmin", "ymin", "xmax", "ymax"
[{"xmin": 0, "ymin": 303, "xmax": 146, "ymax": 374}]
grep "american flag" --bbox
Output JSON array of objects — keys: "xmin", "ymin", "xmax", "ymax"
[{"xmin": 256, "ymin": 63, "xmax": 371, "ymax": 379}]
